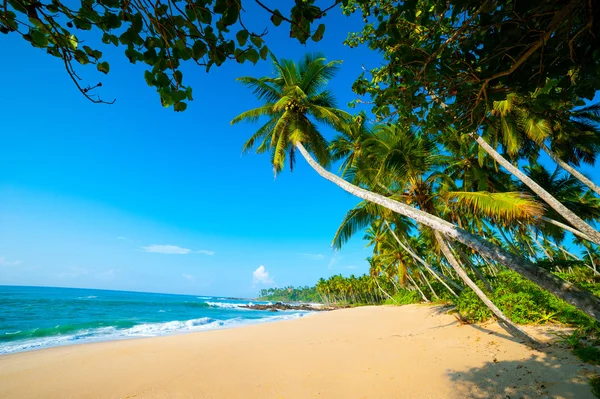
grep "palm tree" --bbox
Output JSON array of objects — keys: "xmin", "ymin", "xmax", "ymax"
[
  {"xmin": 232, "ymin": 53, "xmax": 600, "ymax": 322},
  {"xmin": 490, "ymin": 92, "xmax": 600, "ymax": 197}
]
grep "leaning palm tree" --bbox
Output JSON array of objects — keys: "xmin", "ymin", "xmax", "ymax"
[
  {"xmin": 491, "ymin": 92, "xmax": 600, "ymax": 197},
  {"xmin": 231, "ymin": 53, "xmax": 351, "ymax": 175},
  {"xmin": 232, "ymin": 53, "xmax": 600, "ymax": 323}
]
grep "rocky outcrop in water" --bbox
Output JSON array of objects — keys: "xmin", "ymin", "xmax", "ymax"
[{"xmin": 240, "ymin": 302, "xmax": 332, "ymax": 312}]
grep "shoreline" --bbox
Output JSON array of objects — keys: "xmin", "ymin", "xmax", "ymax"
[
  {"xmin": 1, "ymin": 305, "xmax": 597, "ymax": 398},
  {"xmin": 0, "ymin": 309, "xmax": 312, "ymax": 356}
]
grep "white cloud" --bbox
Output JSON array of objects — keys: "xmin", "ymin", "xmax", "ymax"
[
  {"xmin": 140, "ymin": 245, "xmax": 214, "ymax": 255},
  {"xmin": 117, "ymin": 236, "xmax": 127, "ymax": 240},
  {"xmin": 0, "ymin": 257, "xmax": 22, "ymax": 267},
  {"xmin": 142, "ymin": 244, "xmax": 191, "ymax": 254},
  {"xmin": 182, "ymin": 273, "xmax": 195, "ymax": 281},
  {"xmin": 252, "ymin": 265, "xmax": 274, "ymax": 285},
  {"xmin": 299, "ymin": 253, "xmax": 325, "ymax": 260},
  {"xmin": 195, "ymin": 250, "xmax": 215, "ymax": 256}
]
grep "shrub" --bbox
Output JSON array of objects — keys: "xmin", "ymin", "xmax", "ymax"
[
  {"xmin": 454, "ymin": 270, "xmax": 597, "ymax": 327},
  {"xmin": 591, "ymin": 375, "xmax": 600, "ymax": 398},
  {"xmin": 385, "ymin": 289, "xmax": 421, "ymax": 305},
  {"xmin": 455, "ymin": 287, "xmax": 491, "ymax": 322}
]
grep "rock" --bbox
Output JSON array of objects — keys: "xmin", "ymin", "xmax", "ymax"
[{"xmin": 239, "ymin": 302, "xmax": 333, "ymax": 312}]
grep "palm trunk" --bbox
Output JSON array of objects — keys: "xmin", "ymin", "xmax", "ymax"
[
  {"xmin": 434, "ymin": 232, "xmax": 539, "ymax": 346},
  {"xmin": 472, "ymin": 134, "xmax": 600, "ymax": 244},
  {"xmin": 407, "ymin": 273, "xmax": 429, "ymax": 302},
  {"xmin": 540, "ymin": 142, "xmax": 600, "ymax": 197},
  {"xmin": 374, "ymin": 278, "xmax": 396, "ymax": 303},
  {"xmin": 453, "ymin": 245, "xmax": 494, "ymax": 293},
  {"xmin": 383, "ymin": 220, "xmax": 461, "ymax": 296},
  {"xmin": 530, "ymin": 229, "xmax": 554, "ymax": 261},
  {"xmin": 541, "ymin": 216, "xmax": 594, "ymax": 243},
  {"xmin": 296, "ymin": 142, "xmax": 600, "ymax": 322},
  {"xmin": 498, "ymin": 227, "xmax": 522, "ymax": 255},
  {"xmin": 419, "ymin": 269, "xmax": 439, "ymax": 300}
]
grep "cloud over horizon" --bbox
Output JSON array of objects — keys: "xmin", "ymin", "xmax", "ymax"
[
  {"xmin": 252, "ymin": 265, "xmax": 274, "ymax": 285},
  {"xmin": 140, "ymin": 244, "xmax": 214, "ymax": 255}
]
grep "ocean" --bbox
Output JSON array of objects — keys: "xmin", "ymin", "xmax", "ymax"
[{"xmin": 0, "ymin": 285, "xmax": 308, "ymax": 355}]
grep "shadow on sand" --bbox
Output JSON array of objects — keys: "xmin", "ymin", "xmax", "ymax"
[
  {"xmin": 424, "ymin": 305, "xmax": 597, "ymax": 398},
  {"xmin": 446, "ymin": 344, "xmax": 597, "ymax": 398}
]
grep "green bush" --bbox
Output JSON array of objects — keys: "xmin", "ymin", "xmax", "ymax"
[
  {"xmin": 429, "ymin": 280, "xmax": 459, "ymax": 302},
  {"xmin": 454, "ymin": 270, "xmax": 597, "ymax": 327},
  {"xmin": 455, "ymin": 287, "xmax": 492, "ymax": 322},
  {"xmin": 385, "ymin": 289, "xmax": 421, "ymax": 305},
  {"xmin": 591, "ymin": 375, "xmax": 600, "ymax": 398}
]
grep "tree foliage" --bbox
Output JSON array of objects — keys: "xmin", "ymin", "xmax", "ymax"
[{"xmin": 0, "ymin": 0, "xmax": 339, "ymax": 108}]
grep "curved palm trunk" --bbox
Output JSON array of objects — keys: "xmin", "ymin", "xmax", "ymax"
[
  {"xmin": 374, "ymin": 277, "xmax": 396, "ymax": 303},
  {"xmin": 295, "ymin": 142, "xmax": 600, "ymax": 322},
  {"xmin": 434, "ymin": 232, "xmax": 539, "ymax": 346},
  {"xmin": 383, "ymin": 220, "xmax": 461, "ymax": 297},
  {"xmin": 530, "ymin": 229, "xmax": 554, "ymax": 260},
  {"xmin": 453, "ymin": 245, "xmax": 494, "ymax": 293},
  {"xmin": 540, "ymin": 142, "xmax": 600, "ymax": 197},
  {"xmin": 419, "ymin": 269, "xmax": 439, "ymax": 300},
  {"xmin": 541, "ymin": 216, "xmax": 594, "ymax": 242},
  {"xmin": 406, "ymin": 273, "xmax": 430, "ymax": 302},
  {"xmin": 472, "ymin": 134, "xmax": 600, "ymax": 244}
]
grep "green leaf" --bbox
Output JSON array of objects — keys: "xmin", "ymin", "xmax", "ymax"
[
  {"xmin": 97, "ymin": 62, "xmax": 110, "ymax": 74},
  {"xmin": 270, "ymin": 9, "xmax": 283, "ymax": 26},
  {"xmin": 245, "ymin": 49, "xmax": 259, "ymax": 64},
  {"xmin": 191, "ymin": 40, "xmax": 207, "ymax": 60},
  {"xmin": 102, "ymin": 33, "xmax": 119, "ymax": 46},
  {"xmin": 172, "ymin": 90, "xmax": 187, "ymax": 102},
  {"xmin": 174, "ymin": 102, "xmax": 187, "ymax": 112},
  {"xmin": 250, "ymin": 36, "xmax": 263, "ymax": 47},
  {"xmin": 29, "ymin": 30, "xmax": 48, "ymax": 47},
  {"xmin": 144, "ymin": 70, "xmax": 155, "ymax": 86},
  {"xmin": 312, "ymin": 24, "xmax": 325, "ymax": 42},
  {"xmin": 174, "ymin": 70, "xmax": 183, "ymax": 85},
  {"xmin": 73, "ymin": 49, "xmax": 90, "ymax": 64},
  {"xmin": 236, "ymin": 30, "xmax": 249, "ymax": 46},
  {"xmin": 259, "ymin": 45, "xmax": 269, "ymax": 60}
]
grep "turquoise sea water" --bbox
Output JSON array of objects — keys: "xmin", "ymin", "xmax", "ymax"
[{"xmin": 0, "ymin": 286, "xmax": 308, "ymax": 355}]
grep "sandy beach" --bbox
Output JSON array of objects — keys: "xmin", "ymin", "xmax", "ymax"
[{"xmin": 0, "ymin": 305, "xmax": 597, "ymax": 399}]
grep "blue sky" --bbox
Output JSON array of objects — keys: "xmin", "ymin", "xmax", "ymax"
[{"xmin": 0, "ymin": 3, "xmax": 378, "ymax": 297}]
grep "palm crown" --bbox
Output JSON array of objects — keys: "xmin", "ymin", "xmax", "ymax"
[{"xmin": 231, "ymin": 53, "xmax": 351, "ymax": 175}]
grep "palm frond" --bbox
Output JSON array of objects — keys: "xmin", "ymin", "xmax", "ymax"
[
  {"xmin": 446, "ymin": 191, "xmax": 546, "ymax": 223},
  {"xmin": 241, "ymin": 117, "xmax": 277, "ymax": 153},
  {"xmin": 236, "ymin": 76, "xmax": 282, "ymax": 102},
  {"xmin": 231, "ymin": 105, "xmax": 276, "ymax": 124}
]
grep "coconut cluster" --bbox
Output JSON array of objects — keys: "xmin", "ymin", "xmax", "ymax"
[{"xmin": 285, "ymin": 100, "xmax": 306, "ymax": 113}]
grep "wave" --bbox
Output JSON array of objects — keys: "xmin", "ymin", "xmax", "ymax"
[
  {"xmin": 77, "ymin": 296, "xmax": 98, "ymax": 299},
  {"xmin": 204, "ymin": 301, "xmax": 252, "ymax": 309},
  {"xmin": 196, "ymin": 296, "xmax": 212, "ymax": 300},
  {"xmin": 0, "ymin": 313, "xmax": 306, "ymax": 355}
]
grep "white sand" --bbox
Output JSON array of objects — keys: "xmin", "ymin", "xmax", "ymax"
[{"xmin": 0, "ymin": 305, "xmax": 597, "ymax": 398}]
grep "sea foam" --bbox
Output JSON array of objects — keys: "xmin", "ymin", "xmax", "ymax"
[{"xmin": 0, "ymin": 313, "xmax": 306, "ymax": 355}]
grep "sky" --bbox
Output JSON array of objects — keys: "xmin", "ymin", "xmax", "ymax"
[{"xmin": 0, "ymin": 2, "xmax": 379, "ymax": 297}]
